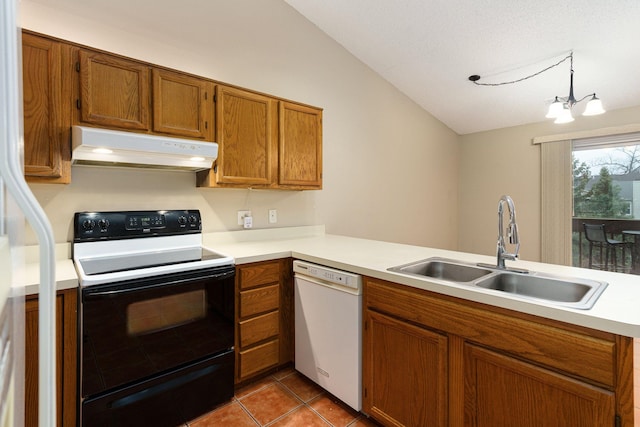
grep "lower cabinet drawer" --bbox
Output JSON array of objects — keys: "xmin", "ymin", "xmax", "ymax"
[
  {"xmin": 239, "ymin": 284, "xmax": 279, "ymax": 317},
  {"xmin": 239, "ymin": 311, "xmax": 280, "ymax": 348},
  {"xmin": 238, "ymin": 339, "xmax": 280, "ymax": 380}
]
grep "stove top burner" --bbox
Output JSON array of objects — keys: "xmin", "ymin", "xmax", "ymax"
[{"xmin": 72, "ymin": 210, "xmax": 234, "ymax": 287}]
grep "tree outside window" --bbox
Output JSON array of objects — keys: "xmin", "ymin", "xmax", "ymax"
[{"xmin": 573, "ymin": 145, "xmax": 640, "ymax": 220}]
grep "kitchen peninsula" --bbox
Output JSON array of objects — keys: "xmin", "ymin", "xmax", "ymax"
[
  {"xmin": 23, "ymin": 226, "xmax": 640, "ymax": 426},
  {"xmin": 211, "ymin": 227, "xmax": 640, "ymax": 427}
]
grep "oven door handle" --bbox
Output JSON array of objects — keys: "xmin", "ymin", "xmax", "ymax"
[{"xmin": 83, "ymin": 269, "xmax": 235, "ymax": 299}]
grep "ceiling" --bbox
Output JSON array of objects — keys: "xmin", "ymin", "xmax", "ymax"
[{"xmin": 285, "ymin": 0, "xmax": 640, "ymax": 134}]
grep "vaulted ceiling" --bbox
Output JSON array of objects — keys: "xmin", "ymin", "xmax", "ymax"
[{"xmin": 285, "ymin": 0, "xmax": 640, "ymax": 134}]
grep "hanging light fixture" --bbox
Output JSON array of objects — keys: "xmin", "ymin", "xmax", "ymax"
[
  {"xmin": 469, "ymin": 51, "xmax": 605, "ymax": 124},
  {"xmin": 544, "ymin": 52, "xmax": 605, "ymax": 123}
]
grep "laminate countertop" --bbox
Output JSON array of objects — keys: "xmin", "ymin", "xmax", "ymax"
[
  {"xmin": 20, "ymin": 225, "xmax": 640, "ymax": 337},
  {"xmin": 204, "ymin": 226, "xmax": 640, "ymax": 338}
]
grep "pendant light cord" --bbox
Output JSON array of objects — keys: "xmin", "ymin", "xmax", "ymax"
[{"xmin": 469, "ymin": 52, "xmax": 573, "ymax": 86}]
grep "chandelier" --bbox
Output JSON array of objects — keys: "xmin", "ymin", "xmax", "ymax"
[{"xmin": 468, "ymin": 52, "xmax": 605, "ymax": 124}]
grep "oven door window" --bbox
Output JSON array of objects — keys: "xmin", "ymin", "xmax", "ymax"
[
  {"xmin": 81, "ymin": 267, "xmax": 234, "ymax": 398},
  {"xmin": 127, "ymin": 289, "xmax": 206, "ymax": 335}
]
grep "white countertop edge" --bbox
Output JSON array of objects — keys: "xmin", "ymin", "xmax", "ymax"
[
  {"xmin": 333, "ymin": 259, "xmax": 640, "ymax": 338},
  {"xmin": 223, "ymin": 233, "xmax": 640, "ymax": 338},
  {"xmin": 22, "ymin": 278, "xmax": 79, "ymax": 297},
  {"xmin": 15, "ymin": 227, "xmax": 640, "ymax": 337}
]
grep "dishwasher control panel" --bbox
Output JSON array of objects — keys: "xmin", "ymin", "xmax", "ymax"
[{"xmin": 293, "ymin": 260, "xmax": 362, "ymax": 291}]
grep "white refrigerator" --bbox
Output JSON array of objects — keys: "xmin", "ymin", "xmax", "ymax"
[{"xmin": 1, "ymin": 0, "xmax": 58, "ymax": 426}]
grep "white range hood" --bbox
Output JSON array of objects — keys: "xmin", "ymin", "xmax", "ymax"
[{"xmin": 71, "ymin": 126, "xmax": 218, "ymax": 171}]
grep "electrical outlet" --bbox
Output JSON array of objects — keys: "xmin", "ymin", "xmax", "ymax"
[
  {"xmin": 269, "ymin": 209, "xmax": 277, "ymax": 224},
  {"xmin": 237, "ymin": 210, "xmax": 252, "ymax": 225}
]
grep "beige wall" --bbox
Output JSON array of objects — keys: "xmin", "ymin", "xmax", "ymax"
[
  {"xmin": 458, "ymin": 105, "xmax": 640, "ymax": 262},
  {"xmin": 21, "ymin": 0, "xmax": 460, "ymax": 248}
]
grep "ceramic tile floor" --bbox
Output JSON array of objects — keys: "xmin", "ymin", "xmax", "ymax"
[{"xmin": 186, "ymin": 367, "xmax": 379, "ymax": 427}]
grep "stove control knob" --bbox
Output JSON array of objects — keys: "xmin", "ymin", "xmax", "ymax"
[
  {"xmin": 188, "ymin": 215, "xmax": 198, "ymax": 224},
  {"xmin": 97, "ymin": 219, "xmax": 109, "ymax": 230},
  {"xmin": 82, "ymin": 220, "xmax": 95, "ymax": 230},
  {"xmin": 178, "ymin": 216, "xmax": 187, "ymax": 225}
]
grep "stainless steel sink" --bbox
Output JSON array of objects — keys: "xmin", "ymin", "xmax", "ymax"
[
  {"xmin": 475, "ymin": 272, "xmax": 607, "ymax": 309},
  {"xmin": 387, "ymin": 258, "xmax": 494, "ymax": 282},
  {"xmin": 387, "ymin": 257, "xmax": 608, "ymax": 310}
]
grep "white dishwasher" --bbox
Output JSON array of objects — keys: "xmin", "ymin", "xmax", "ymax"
[{"xmin": 293, "ymin": 260, "xmax": 363, "ymax": 411}]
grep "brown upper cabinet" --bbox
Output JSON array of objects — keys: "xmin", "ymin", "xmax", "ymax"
[
  {"xmin": 201, "ymin": 85, "xmax": 278, "ymax": 187},
  {"xmin": 75, "ymin": 50, "xmax": 214, "ymax": 141},
  {"xmin": 196, "ymin": 87, "xmax": 322, "ymax": 190},
  {"xmin": 152, "ymin": 69, "xmax": 214, "ymax": 140},
  {"xmin": 76, "ymin": 49, "xmax": 151, "ymax": 131},
  {"xmin": 22, "ymin": 31, "xmax": 321, "ymax": 189},
  {"xmin": 279, "ymin": 101, "xmax": 322, "ymax": 189},
  {"xmin": 22, "ymin": 32, "xmax": 72, "ymax": 183}
]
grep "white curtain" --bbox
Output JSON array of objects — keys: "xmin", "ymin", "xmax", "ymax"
[{"xmin": 540, "ymin": 140, "xmax": 572, "ymax": 265}]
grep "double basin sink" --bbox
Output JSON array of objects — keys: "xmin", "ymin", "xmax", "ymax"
[{"xmin": 387, "ymin": 257, "xmax": 607, "ymax": 310}]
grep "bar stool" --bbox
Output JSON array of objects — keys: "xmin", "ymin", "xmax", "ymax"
[{"xmin": 583, "ymin": 223, "xmax": 633, "ymax": 272}]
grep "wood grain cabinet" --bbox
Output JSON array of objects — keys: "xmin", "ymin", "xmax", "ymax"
[
  {"xmin": 75, "ymin": 49, "xmax": 214, "ymax": 140},
  {"xmin": 235, "ymin": 259, "xmax": 292, "ymax": 384},
  {"xmin": 76, "ymin": 49, "xmax": 151, "ymax": 131},
  {"xmin": 363, "ymin": 277, "xmax": 634, "ymax": 427},
  {"xmin": 197, "ymin": 87, "xmax": 323, "ymax": 190},
  {"xmin": 278, "ymin": 101, "xmax": 322, "ymax": 189},
  {"xmin": 23, "ymin": 30, "xmax": 321, "ymax": 189},
  {"xmin": 364, "ymin": 310, "xmax": 447, "ymax": 427},
  {"xmin": 21, "ymin": 32, "xmax": 72, "ymax": 184},
  {"xmin": 25, "ymin": 288, "xmax": 78, "ymax": 427},
  {"xmin": 464, "ymin": 344, "xmax": 615, "ymax": 427},
  {"xmin": 152, "ymin": 69, "xmax": 214, "ymax": 140},
  {"xmin": 200, "ymin": 85, "xmax": 277, "ymax": 187}
]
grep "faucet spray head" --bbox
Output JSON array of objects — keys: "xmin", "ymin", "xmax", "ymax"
[{"xmin": 508, "ymin": 222, "xmax": 519, "ymax": 245}]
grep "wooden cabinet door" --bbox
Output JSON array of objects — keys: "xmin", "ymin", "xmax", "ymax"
[
  {"xmin": 464, "ymin": 343, "xmax": 615, "ymax": 427},
  {"xmin": 25, "ymin": 296, "xmax": 61, "ymax": 427},
  {"xmin": 77, "ymin": 49, "xmax": 150, "ymax": 131},
  {"xmin": 25, "ymin": 290, "xmax": 78, "ymax": 427},
  {"xmin": 152, "ymin": 69, "xmax": 213, "ymax": 140},
  {"xmin": 278, "ymin": 101, "xmax": 322, "ymax": 189},
  {"xmin": 213, "ymin": 85, "xmax": 277, "ymax": 186},
  {"xmin": 363, "ymin": 310, "xmax": 448, "ymax": 427},
  {"xmin": 22, "ymin": 33, "xmax": 71, "ymax": 183}
]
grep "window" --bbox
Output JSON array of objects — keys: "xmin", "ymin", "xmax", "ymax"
[
  {"xmin": 573, "ymin": 144, "xmax": 640, "ymax": 220},
  {"xmin": 571, "ymin": 133, "xmax": 640, "ymax": 272},
  {"xmin": 537, "ymin": 127, "xmax": 640, "ymax": 275}
]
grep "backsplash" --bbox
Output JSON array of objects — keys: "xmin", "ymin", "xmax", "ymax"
[{"xmin": 27, "ymin": 165, "xmax": 320, "ymax": 245}]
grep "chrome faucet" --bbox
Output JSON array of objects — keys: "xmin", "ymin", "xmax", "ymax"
[{"xmin": 496, "ymin": 195, "xmax": 520, "ymax": 269}]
